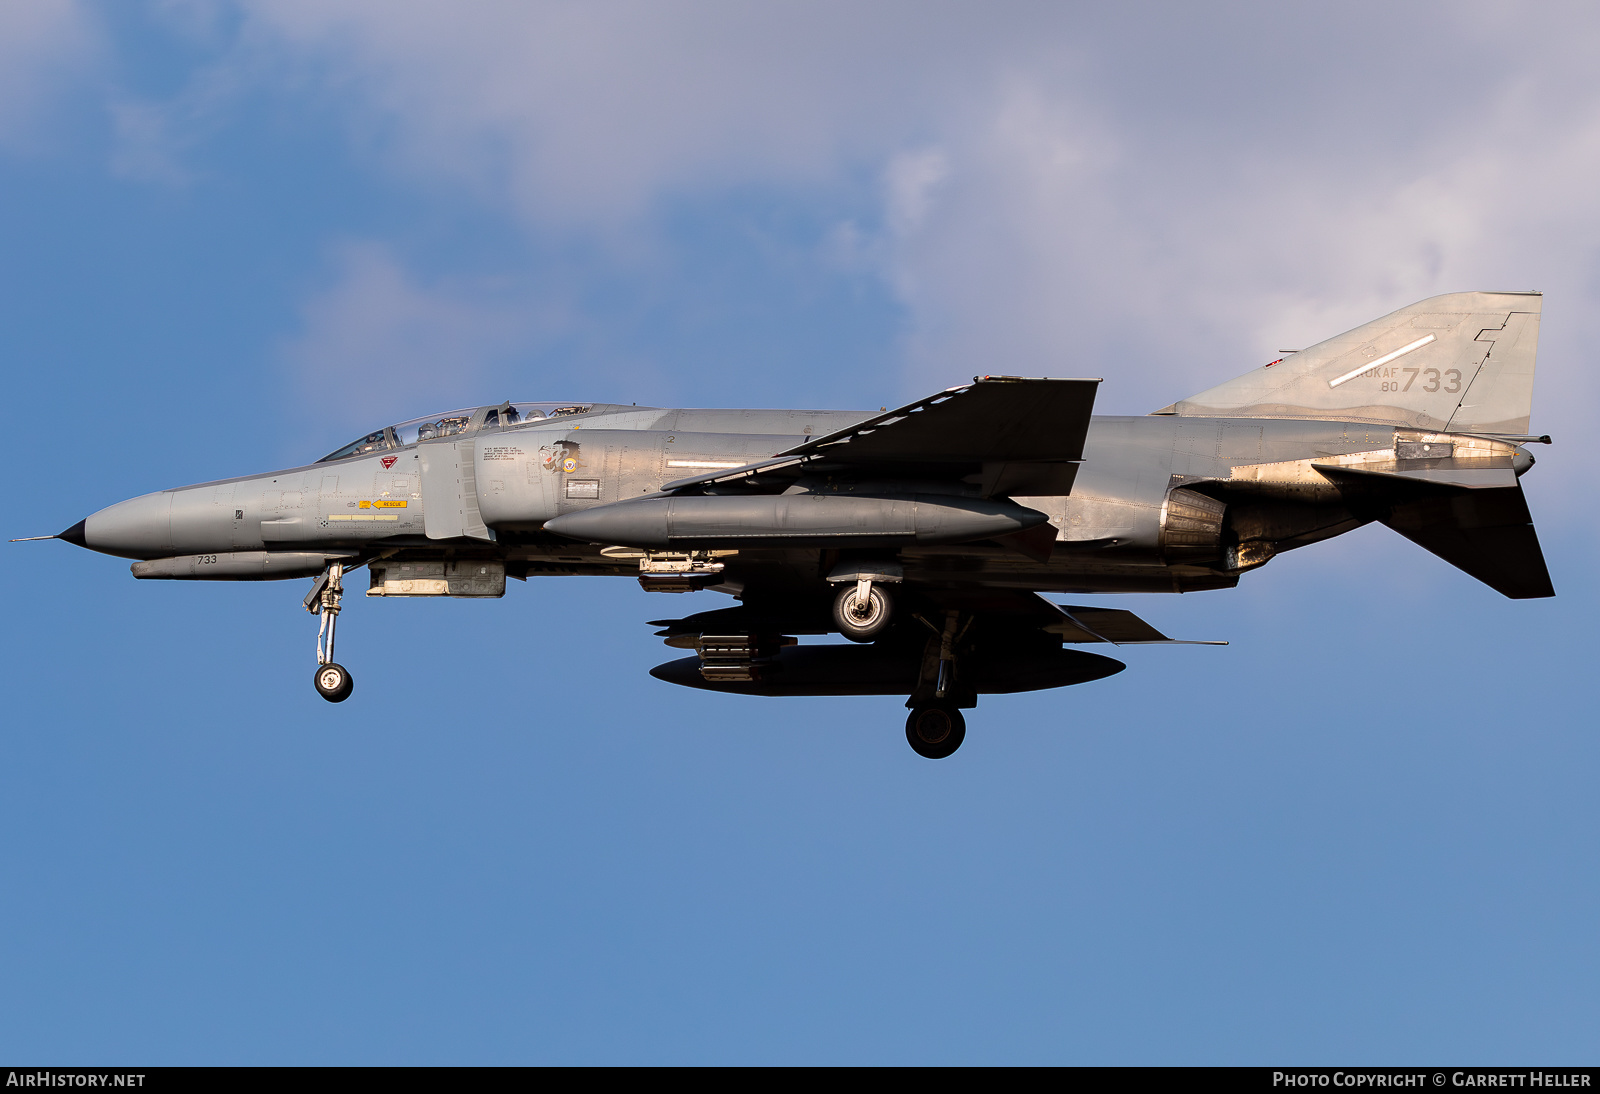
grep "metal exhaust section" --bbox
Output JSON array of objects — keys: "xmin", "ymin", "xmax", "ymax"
[{"xmin": 1159, "ymin": 487, "xmax": 1227, "ymax": 563}]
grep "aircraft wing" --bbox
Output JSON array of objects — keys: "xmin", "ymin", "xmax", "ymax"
[
  {"xmin": 1050, "ymin": 605, "xmax": 1227, "ymax": 646},
  {"xmin": 661, "ymin": 376, "xmax": 1101, "ymax": 497},
  {"xmin": 659, "ymin": 454, "xmax": 809, "ymax": 493}
]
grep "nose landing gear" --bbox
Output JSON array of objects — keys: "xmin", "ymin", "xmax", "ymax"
[
  {"xmin": 833, "ymin": 578, "xmax": 893, "ymax": 641},
  {"xmin": 314, "ymin": 662, "xmax": 353, "ymax": 702},
  {"xmin": 306, "ymin": 561, "xmax": 354, "ymax": 703}
]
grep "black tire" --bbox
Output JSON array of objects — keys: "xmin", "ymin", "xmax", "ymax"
[
  {"xmin": 905, "ymin": 705, "xmax": 966, "ymax": 759},
  {"xmin": 833, "ymin": 583, "xmax": 893, "ymax": 642},
  {"xmin": 314, "ymin": 662, "xmax": 354, "ymax": 703}
]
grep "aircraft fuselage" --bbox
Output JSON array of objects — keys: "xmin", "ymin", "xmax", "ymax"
[{"xmin": 74, "ymin": 407, "xmax": 1500, "ymax": 597}]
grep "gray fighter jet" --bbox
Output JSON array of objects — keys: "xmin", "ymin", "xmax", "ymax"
[{"xmin": 25, "ymin": 290, "xmax": 1554, "ymax": 757}]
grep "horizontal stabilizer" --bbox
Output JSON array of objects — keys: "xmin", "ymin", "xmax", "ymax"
[
  {"xmin": 1314, "ymin": 456, "xmax": 1520, "ymax": 490},
  {"xmin": 1381, "ymin": 485, "xmax": 1554, "ymax": 599}
]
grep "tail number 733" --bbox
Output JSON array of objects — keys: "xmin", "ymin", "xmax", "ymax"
[{"xmin": 1381, "ymin": 367, "xmax": 1461, "ymax": 394}]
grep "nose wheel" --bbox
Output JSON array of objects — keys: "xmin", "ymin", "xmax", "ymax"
[
  {"xmin": 314, "ymin": 662, "xmax": 354, "ymax": 703},
  {"xmin": 833, "ymin": 579, "xmax": 893, "ymax": 641},
  {"xmin": 306, "ymin": 561, "xmax": 355, "ymax": 703}
]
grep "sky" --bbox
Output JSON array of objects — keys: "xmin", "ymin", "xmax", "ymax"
[{"xmin": 2, "ymin": 1, "xmax": 1597, "ymax": 1065}]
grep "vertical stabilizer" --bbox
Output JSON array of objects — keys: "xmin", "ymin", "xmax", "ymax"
[{"xmin": 1157, "ymin": 291, "xmax": 1541, "ymax": 433}]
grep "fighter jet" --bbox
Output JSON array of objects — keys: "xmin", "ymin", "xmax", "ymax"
[{"xmin": 23, "ymin": 291, "xmax": 1554, "ymax": 757}]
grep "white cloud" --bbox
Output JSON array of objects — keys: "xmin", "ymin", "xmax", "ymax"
[
  {"xmin": 108, "ymin": 98, "xmax": 196, "ymax": 184},
  {"xmin": 237, "ymin": 1, "xmax": 1049, "ymax": 222},
  {"xmin": 884, "ymin": 148, "xmax": 949, "ymax": 238},
  {"xmin": 0, "ymin": 0, "xmax": 99, "ymax": 150},
  {"xmin": 281, "ymin": 242, "xmax": 533, "ymax": 449},
  {"xmin": 852, "ymin": 27, "xmax": 1600, "ymax": 450},
  {"xmin": 229, "ymin": 2, "xmax": 1599, "ymax": 490}
]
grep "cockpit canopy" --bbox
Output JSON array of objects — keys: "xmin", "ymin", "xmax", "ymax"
[{"xmin": 317, "ymin": 402, "xmax": 595, "ymax": 462}]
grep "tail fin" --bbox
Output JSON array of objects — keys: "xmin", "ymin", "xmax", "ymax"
[{"xmin": 1157, "ymin": 291, "xmax": 1541, "ymax": 434}]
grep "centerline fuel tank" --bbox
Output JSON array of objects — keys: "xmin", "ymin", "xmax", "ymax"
[{"xmin": 542, "ymin": 491, "xmax": 1048, "ymax": 550}]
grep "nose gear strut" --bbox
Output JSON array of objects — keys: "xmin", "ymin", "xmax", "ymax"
[
  {"xmin": 305, "ymin": 561, "xmax": 354, "ymax": 702},
  {"xmin": 831, "ymin": 578, "xmax": 893, "ymax": 641}
]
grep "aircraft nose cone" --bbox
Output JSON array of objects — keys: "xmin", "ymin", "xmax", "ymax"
[{"xmin": 81, "ymin": 491, "xmax": 174, "ymax": 559}]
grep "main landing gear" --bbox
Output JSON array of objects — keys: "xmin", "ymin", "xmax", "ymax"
[
  {"xmin": 905, "ymin": 704, "xmax": 966, "ymax": 759},
  {"xmin": 904, "ymin": 609, "xmax": 974, "ymax": 759},
  {"xmin": 306, "ymin": 561, "xmax": 353, "ymax": 703}
]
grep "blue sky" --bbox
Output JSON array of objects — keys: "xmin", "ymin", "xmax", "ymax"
[{"xmin": 2, "ymin": 1, "xmax": 1597, "ymax": 1064}]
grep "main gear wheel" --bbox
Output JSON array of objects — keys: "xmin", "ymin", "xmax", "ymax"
[{"xmin": 905, "ymin": 704, "xmax": 965, "ymax": 759}]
